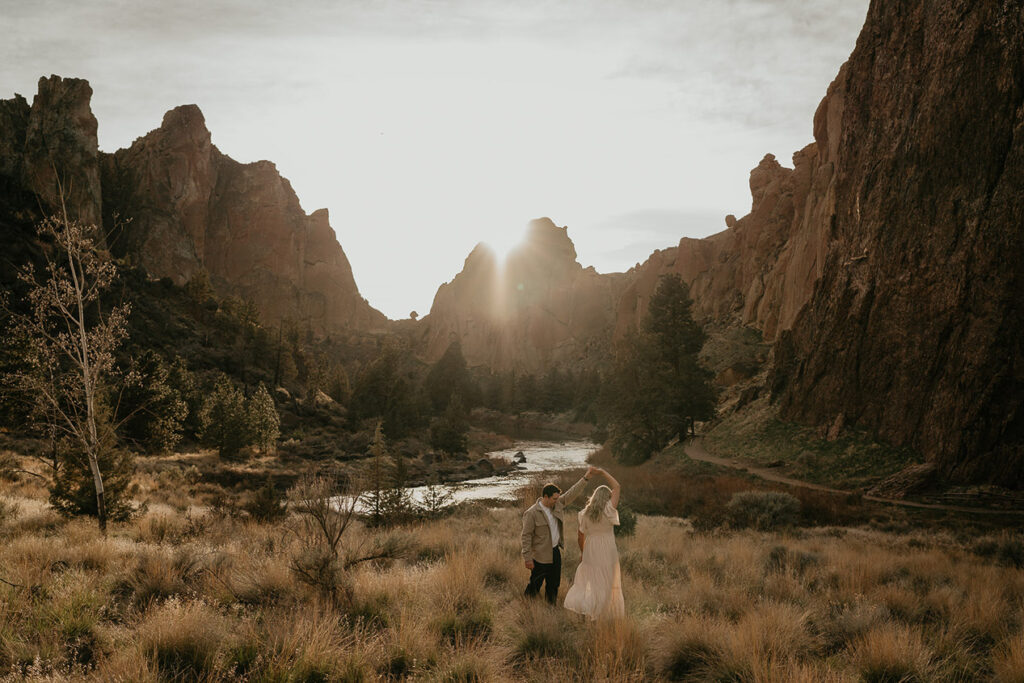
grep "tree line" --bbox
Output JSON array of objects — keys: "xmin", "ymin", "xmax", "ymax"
[{"xmin": 1, "ymin": 208, "xmax": 716, "ymax": 531}]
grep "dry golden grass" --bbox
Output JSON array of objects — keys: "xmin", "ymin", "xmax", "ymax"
[{"xmin": 3, "ymin": 454, "xmax": 1024, "ymax": 681}]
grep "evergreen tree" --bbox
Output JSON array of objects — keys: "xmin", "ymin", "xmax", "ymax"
[
  {"xmin": 117, "ymin": 350, "xmax": 187, "ymax": 454},
  {"xmin": 199, "ymin": 375, "xmax": 251, "ymax": 459},
  {"xmin": 429, "ymin": 394, "xmax": 469, "ymax": 456},
  {"xmin": 166, "ymin": 356, "xmax": 202, "ymax": 437},
  {"xmin": 325, "ymin": 362, "xmax": 351, "ymax": 405},
  {"xmin": 513, "ymin": 373, "xmax": 539, "ymax": 412},
  {"xmin": 248, "ymin": 382, "xmax": 280, "ymax": 453},
  {"xmin": 349, "ymin": 344, "xmax": 421, "ymax": 438},
  {"xmin": 50, "ymin": 411, "xmax": 136, "ymax": 523},
  {"xmin": 424, "ymin": 341, "xmax": 473, "ymax": 414},
  {"xmin": 603, "ymin": 275, "xmax": 716, "ymax": 463},
  {"xmin": 364, "ymin": 422, "xmax": 389, "ymax": 526}
]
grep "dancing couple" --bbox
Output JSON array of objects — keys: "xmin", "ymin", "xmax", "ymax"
[{"xmin": 520, "ymin": 464, "xmax": 625, "ymax": 620}]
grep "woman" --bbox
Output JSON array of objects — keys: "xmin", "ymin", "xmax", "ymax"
[{"xmin": 563, "ymin": 467, "xmax": 625, "ymax": 620}]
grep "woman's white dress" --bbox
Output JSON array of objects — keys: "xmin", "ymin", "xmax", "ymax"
[{"xmin": 564, "ymin": 503, "xmax": 625, "ymax": 620}]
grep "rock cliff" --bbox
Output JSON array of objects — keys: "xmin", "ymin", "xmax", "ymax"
[
  {"xmin": 0, "ymin": 78, "xmax": 386, "ymax": 334},
  {"xmin": 614, "ymin": 146, "xmax": 829, "ymax": 343},
  {"xmin": 101, "ymin": 104, "xmax": 386, "ymax": 332},
  {"xmin": 771, "ymin": 0, "xmax": 1024, "ymax": 485},
  {"xmin": 0, "ymin": 76, "xmax": 102, "ymax": 226},
  {"xmin": 418, "ymin": 218, "xmax": 627, "ymax": 371}
]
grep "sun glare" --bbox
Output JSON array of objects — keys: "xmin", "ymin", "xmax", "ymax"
[{"xmin": 481, "ymin": 228, "xmax": 526, "ymax": 265}]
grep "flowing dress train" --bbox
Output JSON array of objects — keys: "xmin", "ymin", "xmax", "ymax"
[{"xmin": 563, "ymin": 503, "xmax": 625, "ymax": 620}]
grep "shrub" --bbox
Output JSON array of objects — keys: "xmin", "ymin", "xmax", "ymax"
[
  {"xmin": 661, "ymin": 636, "xmax": 723, "ymax": 681},
  {"xmin": 436, "ymin": 605, "xmax": 493, "ymax": 644},
  {"xmin": 972, "ymin": 535, "xmax": 1024, "ymax": 569},
  {"xmin": 726, "ymin": 490, "xmax": 801, "ymax": 530},
  {"xmin": 849, "ymin": 622, "xmax": 935, "ymax": 683},
  {"xmin": 244, "ymin": 476, "xmax": 286, "ymax": 522},
  {"xmin": 123, "ymin": 547, "xmax": 203, "ymax": 605},
  {"xmin": 764, "ymin": 545, "xmax": 821, "ymax": 576},
  {"xmin": 616, "ymin": 503, "xmax": 638, "ymax": 537},
  {"xmin": 50, "ymin": 443, "xmax": 136, "ymax": 523},
  {"xmin": 0, "ymin": 496, "xmax": 20, "ymax": 524}
]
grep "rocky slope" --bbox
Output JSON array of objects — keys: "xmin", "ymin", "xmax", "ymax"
[
  {"xmin": 417, "ymin": 218, "xmax": 627, "ymax": 372},
  {"xmin": 0, "ymin": 76, "xmax": 386, "ymax": 334},
  {"xmin": 771, "ymin": 0, "xmax": 1024, "ymax": 486}
]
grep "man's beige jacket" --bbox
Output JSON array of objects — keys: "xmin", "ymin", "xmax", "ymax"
[{"xmin": 520, "ymin": 476, "xmax": 587, "ymax": 564}]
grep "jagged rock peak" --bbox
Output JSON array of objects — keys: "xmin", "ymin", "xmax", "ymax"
[
  {"xmin": 22, "ymin": 75, "xmax": 102, "ymax": 226},
  {"xmin": 517, "ymin": 217, "xmax": 578, "ymax": 263},
  {"xmin": 749, "ymin": 153, "xmax": 790, "ymax": 210},
  {"xmin": 159, "ymin": 104, "xmax": 210, "ymax": 138}
]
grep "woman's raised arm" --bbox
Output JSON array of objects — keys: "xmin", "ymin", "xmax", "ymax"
[{"xmin": 599, "ymin": 468, "xmax": 621, "ymax": 508}]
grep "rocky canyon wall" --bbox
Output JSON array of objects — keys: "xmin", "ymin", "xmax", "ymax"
[{"xmin": 772, "ymin": 0, "xmax": 1024, "ymax": 485}]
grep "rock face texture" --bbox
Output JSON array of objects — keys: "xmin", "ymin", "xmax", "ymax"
[
  {"xmin": 419, "ymin": 218, "xmax": 626, "ymax": 371},
  {"xmin": 0, "ymin": 76, "xmax": 102, "ymax": 226},
  {"xmin": 772, "ymin": 0, "xmax": 1024, "ymax": 485},
  {"xmin": 101, "ymin": 104, "xmax": 386, "ymax": 332},
  {"xmin": 0, "ymin": 78, "xmax": 385, "ymax": 334},
  {"xmin": 614, "ymin": 146, "xmax": 830, "ymax": 343}
]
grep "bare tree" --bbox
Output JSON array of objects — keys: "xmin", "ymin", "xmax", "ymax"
[
  {"xmin": 287, "ymin": 470, "xmax": 407, "ymax": 605},
  {"xmin": 2, "ymin": 199, "xmax": 130, "ymax": 533}
]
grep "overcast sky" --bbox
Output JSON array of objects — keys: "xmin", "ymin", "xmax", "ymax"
[{"xmin": 2, "ymin": 0, "xmax": 868, "ymax": 319}]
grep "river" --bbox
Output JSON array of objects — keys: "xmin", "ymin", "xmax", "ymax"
[{"xmin": 406, "ymin": 440, "xmax": 598, "ymax": 506}]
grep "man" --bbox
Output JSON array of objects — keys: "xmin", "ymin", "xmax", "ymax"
[{"xmin": 521, "ymin": 465, "xmax": 595, "ymax": 603}]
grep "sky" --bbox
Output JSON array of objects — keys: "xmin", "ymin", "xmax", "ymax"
[{"xmin": 2, "ymin": 0, "xmax": 869, "ymax": 319}]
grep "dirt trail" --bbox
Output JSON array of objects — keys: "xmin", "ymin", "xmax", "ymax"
[{"xmin": 684, "ymin": 438, "xmax": 1024, "ymax": 516}]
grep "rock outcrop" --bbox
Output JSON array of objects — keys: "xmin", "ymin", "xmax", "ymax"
[
  {"xmin": 0, "ymin": 76, "xmax": 102, "ymax": 226},
  {"xmin": 615, "ymin": 144, "xmax": 832, "ymax": 343},
  {"xmin": 771, "ymin": 0, "xmax": 1024, "ymax": 485},
  {"xmin": 418, "ymin": 218, "xmax": 627, "ymax": 371},
  {"xmin": 101, "ymin": 105, "xmax": 386, "ymax": 333},
  {"xmin": 0, "ymin": 78, "xmax": 386, "ymax": 334}
]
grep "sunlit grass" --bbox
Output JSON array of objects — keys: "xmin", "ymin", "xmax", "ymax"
[{"xmin": 1, "ymin": 452, "xmax": 1023, "ymax": 681}]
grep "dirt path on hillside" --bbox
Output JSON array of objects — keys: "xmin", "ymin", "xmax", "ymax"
[{"xmin": 684, "ymin": 438, "xmax": 1024, "ymax": 516}]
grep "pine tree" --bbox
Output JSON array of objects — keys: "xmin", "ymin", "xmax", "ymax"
[
  {"xmin": 198, "ymin": 375, "xmax": 251, "ymax": 459},
  {"xmin": 424, "ymin": 341, "xmax": 474, "ymax": 414},
  {"xmin": 365, "ymin": 422, "xmax": 389, "ymax": 526},
  {"xmin": 429, "ymin": 394, "xmax": 469, "ymax": 456},
  {"xmin": 603, "ymin": 274, "xmax": 716, "ymax": 463},
  {"xmin": 117, "ymin": 350, "xmax": 187, "ymax": 454},
  {"xmin": 248, "ymin": 382, "xmax": 279, "ymax": 453}
]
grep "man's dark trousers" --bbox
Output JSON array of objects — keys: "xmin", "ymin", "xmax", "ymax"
[{"xmin": 525, "ymin": 546, "xmax": 561, "ymax": 603}]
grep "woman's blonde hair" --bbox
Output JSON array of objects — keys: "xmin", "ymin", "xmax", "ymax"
[{"xmin": 584, "ymin": 485, "xmax": 612, "ymax": 522}]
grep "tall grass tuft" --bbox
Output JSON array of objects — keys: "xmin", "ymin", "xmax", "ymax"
[
  {"xmin": 849, "ymin": 621, "xmax": 936, "ymax": 683},
  {"xmin": 137, "ymin": 599, "xmax": 228, "ymax": 680}
]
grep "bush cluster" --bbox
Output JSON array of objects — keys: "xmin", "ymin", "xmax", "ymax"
[{"xmin": 726, "ymin": 490, "xmax": 802, "ymax": 530}]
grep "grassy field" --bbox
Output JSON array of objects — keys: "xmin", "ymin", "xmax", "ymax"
[{"xmin": 2, "ymin": 448, "xmax": 1024, "ymax": 681}]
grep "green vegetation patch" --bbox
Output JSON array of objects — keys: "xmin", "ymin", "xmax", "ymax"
[{"xmin": 705, "ymin": 397, "xmax": 922, "ymax": 490}]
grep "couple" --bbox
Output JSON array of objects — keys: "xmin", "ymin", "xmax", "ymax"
[{"xmin": 520, "ymin": 465, "xmax": 625, "ymax": 621}]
